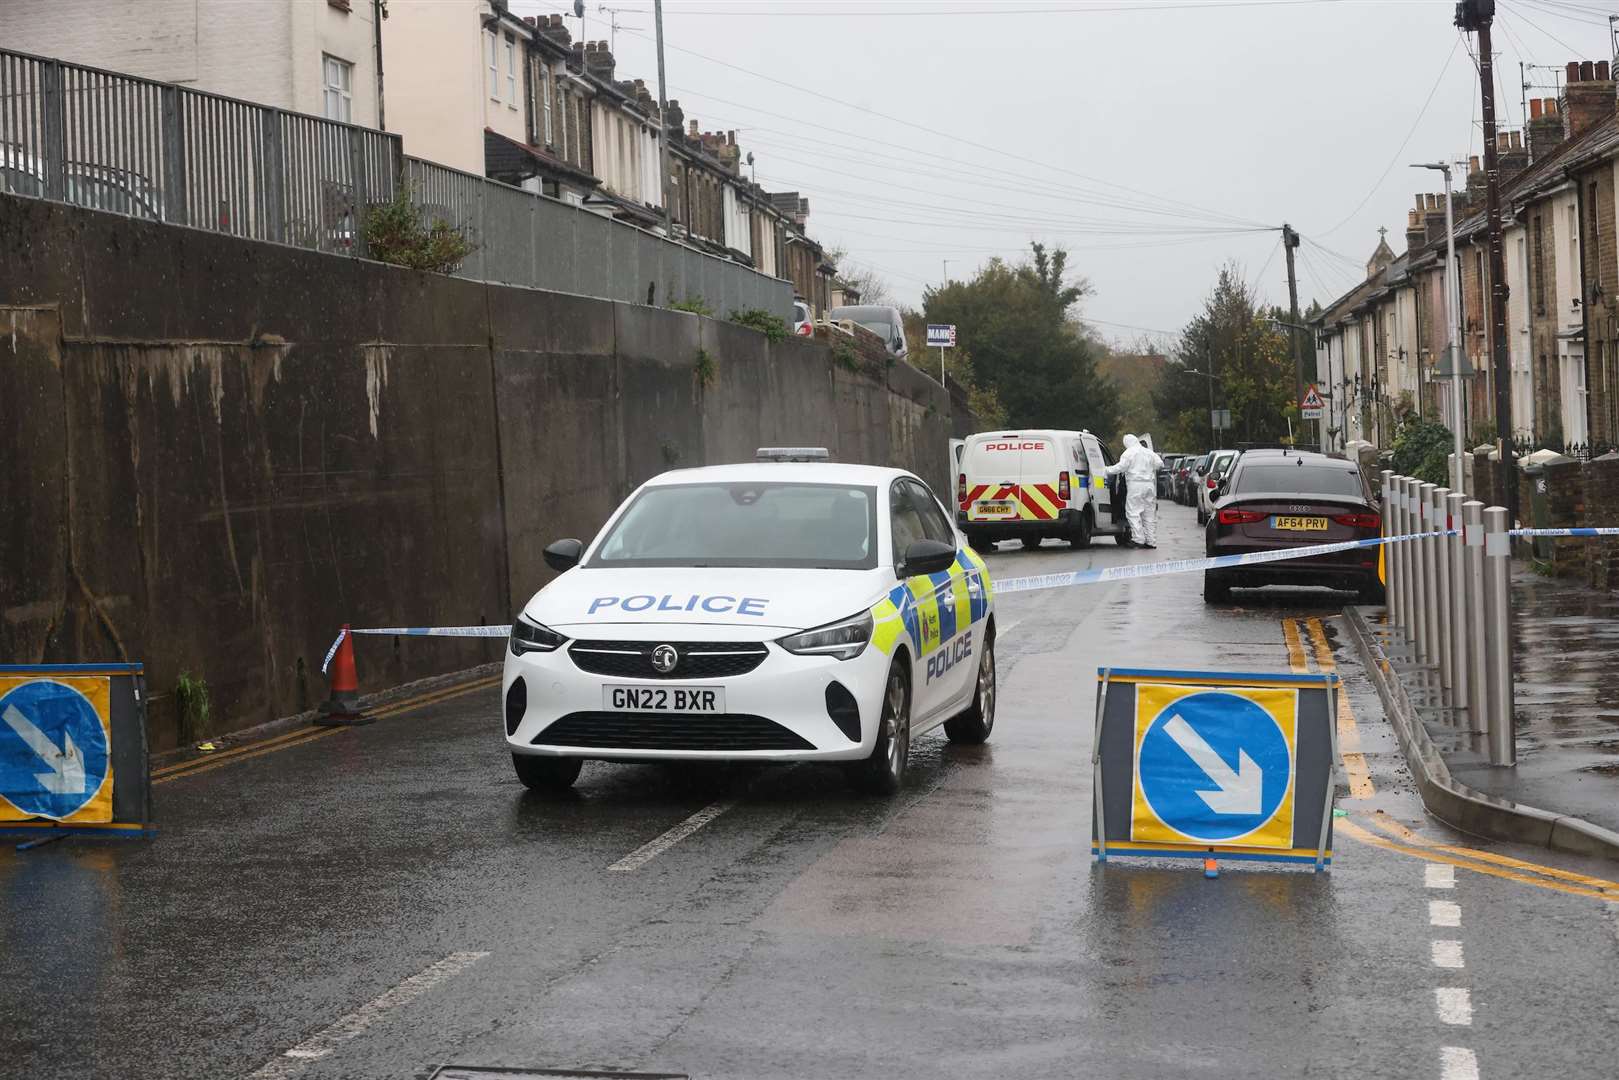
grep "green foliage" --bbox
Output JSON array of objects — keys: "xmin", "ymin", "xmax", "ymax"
[
  {"xmin": 671, "ymin": 296, "xmax": 713, "ymax": 316},
  {"xmin": 922, "ymin": 243, "xmax": 1118, "ymax": 435},
  {"xmin": 693, "ymin": 348, "xmax": 716, "ymax": 390},
  {"xmin": 1391, "ymin": 416, "xmax": 1454, "ymax": 486},
  {"xmin": 728, "ymin": 308, "xmax": 789, "ymax": 343},
  {"xmin": 831, "ymin": 342, "xmax": 860, "ymax": 372},
  {"xmin": 174, "ymin": 670, "xmax": 211, "ymax": 742},
  {"xmin": 1152, "ymin": 265, "xmax": 1299, "ymax": 450},
  {"xmin": 362, "ymin": 184, "xmax": 476, "ymax": 274}
]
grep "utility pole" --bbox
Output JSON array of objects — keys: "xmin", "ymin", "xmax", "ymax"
[
  {"xmin": 1282, "ymin": 223, "xmax": 1306, "ymax": 445},
  {"xmin": 652, "ymin": 0, "xmax": 673, "ymax": 235},
  {"xmin": 1457, "ymin": 0, "xmax": 1516, "ymax": 523}
]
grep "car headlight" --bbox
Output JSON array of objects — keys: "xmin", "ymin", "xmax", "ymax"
[
  {"xmin": 776, "ymin": 610, "xmax": 874, "ymax": 661},
  {"xmin": 510, "ymin": 612, "xmax": 567, "ymax": 656}
]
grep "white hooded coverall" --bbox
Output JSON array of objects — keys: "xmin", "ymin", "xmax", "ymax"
[{"xmin": 1105, "ymin": 434, "xmax": 1164, "ymax": 546}]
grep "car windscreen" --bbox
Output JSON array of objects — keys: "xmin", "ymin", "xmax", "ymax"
[
  {"xmin": 1234, "ymin": 464, "xmax": 1365, "ymax": 497},
  {"xmin": 830, "ymin": 307, "xmax": 894, "ymax": 337},
  {"xmin": 587, "ymin": 482, "xmax": 879, "ymax": 569}
]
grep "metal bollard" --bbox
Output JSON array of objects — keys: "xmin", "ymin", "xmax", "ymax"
[
  {"xmin": 1397, "ymin": 477, "xmax": 1415, "ymax": 642},
  {"xmin": 1419, "ymin": 482, "xmax": 1439, "ymax": 664},
  {"xmin": 1381, "ymin": 470, "xmax": 1398, "ymax": 623},
  {"xmin": 1446, "ymin": 491, "xmax": 1470, "ymax": 726},
  {"xmin": 1432, "ymin": 486, "xmax": 1453, "ymax": 697},
  {"xmin": 1462, "ymin": 501, "xmax": 1488, "ymax": 734},
  {"xmin": 1482, "ymin": 506, "xmax": 1516, "ymax": 766}
]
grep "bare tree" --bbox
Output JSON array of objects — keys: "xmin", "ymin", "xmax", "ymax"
[{"xmin": 823, "ymin": 246, "xmax": 896, "ymax": 306}]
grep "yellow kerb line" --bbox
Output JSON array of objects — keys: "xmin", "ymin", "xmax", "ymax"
[
  {"xmin": 1363, "ymin": 814, "xmax": 1619, "ymax": 892},
  {"xmin": 152, "ymin": 675, "xmax": 501, "ymax": 785},
  {"xmin": 1281, "ymin": 619, "xmax": 1309, "ymax": 674},
  {"xmin": 1336, "ymin": 818, "xmax": 1619, "ymax": 900},
  {"xmin": 1303, "ymin": 617, "xmax": 1374, "ymax": 799}
]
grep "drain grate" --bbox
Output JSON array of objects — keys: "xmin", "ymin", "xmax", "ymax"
[{"xmin": 430, "ymin": 1068, "xmax": 688, "ymax": 1080}]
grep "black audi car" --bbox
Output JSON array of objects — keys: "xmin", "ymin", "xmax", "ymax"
[{"xmin": 1203, "ymin": 450, "xmax": 1384, "ymax": 604}]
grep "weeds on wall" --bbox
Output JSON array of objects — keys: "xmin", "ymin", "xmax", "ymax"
[
  {"xmin": 831, "ymin": 342, "xmax": 861, "ymax": 373},
  {"xmin": 693, "ymin": 348, "xmax": 717, "ymax": 390},
  {"xmin": 174, "ymin": 671, "xmax": 211, "ymax": 743},
  {"xmin": 728, "ymin": 308, "xmax": 789, "ymax": 343},
  {"xmin": 362, "ymin": 184, "xmax": 477, "ymax": 274},
  {"xmin": 671, "ymin": 296, "xmax": 714, "ymax": 316}
]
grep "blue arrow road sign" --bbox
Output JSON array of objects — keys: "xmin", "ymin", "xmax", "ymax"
[
  {"xmin": 0, "ymin": 680, "xmax": 109, "ymax": 820},
  {"xmin": 1138, "ymin": 691, "xmax": 1291, "ymax": 842}
]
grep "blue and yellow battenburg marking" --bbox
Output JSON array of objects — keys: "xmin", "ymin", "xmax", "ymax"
[{"xmin": 869, "ymin": 548, "xmax": 992, "ymax": 657}]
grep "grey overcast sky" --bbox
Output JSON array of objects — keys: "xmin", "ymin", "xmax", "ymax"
[{"xmin": 512, "ymin": 0, "xmax": 1616, "ymax": 347}]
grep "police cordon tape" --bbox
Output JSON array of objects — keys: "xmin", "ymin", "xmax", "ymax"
[{"xmin": 320, "ymin": 526, "xmax": 1619, "ymax": 658}]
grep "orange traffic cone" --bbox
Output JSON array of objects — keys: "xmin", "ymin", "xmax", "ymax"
[{"xmin": 316, "ymin": 625, "xmax": 371, "ymax": 726}]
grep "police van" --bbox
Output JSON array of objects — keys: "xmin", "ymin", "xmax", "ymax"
[
  {"xmin": 956, "ymin": 429, "xmax": 1128, "ymax": 550},
  {"xmin": 503, "ymin": 450, "xmax": 997, "ymax": 796}
]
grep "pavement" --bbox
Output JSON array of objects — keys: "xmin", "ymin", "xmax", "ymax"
[
  {"xmin": 1357, "ymin": 563, "xmax": 1619, "ymax": 841},
  {"xmin": 5, "ymin": 501, "xmax": 1619, "ymax": 1080}
]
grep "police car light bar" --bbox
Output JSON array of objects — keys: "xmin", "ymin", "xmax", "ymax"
[{"xmin": 756, "ymin": 447, "xmax": 831, "ymax": 462}]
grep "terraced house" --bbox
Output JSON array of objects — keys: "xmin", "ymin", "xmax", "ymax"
[{"xmin": 1314, "ymin": 59, "xmax": 1619, "ymax": 457}]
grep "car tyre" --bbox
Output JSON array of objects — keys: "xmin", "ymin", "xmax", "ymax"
[
  {"xmin": 945, "ymin": 631, "xmax": 996, "ymax": 744},
  {"xmin": 848, "ymin": 662, "xmax": 910, "ymax": 795},
  {"xmin": 1203, "ymin": 571, "xmax": 1232, "ymax": 604},
  {"xmin": 1068, "ymin": 509, "xmax": 1093, "ymax": 549},
  {"xmin": 1196, "ymin": 507, "xmax": 1208, "ymax": 526},
  {"xmin": 1020, "ymin": 536, "xmax": 1042, "ymax": 551},
  {"xmin": 513, "ymin": 753, "xmax": 583, "ymax": 791}
]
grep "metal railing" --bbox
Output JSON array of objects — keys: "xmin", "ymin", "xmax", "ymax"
[
  {"xmin": 0, "ymin": 49, "xmax": 397, "ymax": 255},
  {"xmin": 1381, "ymin": 463, "xmax": 1515, "ymax": 766},
  {"xmin": 0, "ymin": 47, "xmax": 793, "ymax": 318},
  {"xmin": 404, "ymin": 157, "xmax": 792, "ymax": 318}
]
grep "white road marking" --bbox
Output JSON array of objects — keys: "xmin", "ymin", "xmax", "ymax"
[
  {"xmin": 1426, "ymin": 863, "xmax": 1455, "ymax": 889},
  {"xmin": 608, "ymin": 800, "xmax": 737, "ymax": 872},
  {"xmin": 1429, "ymin": 899, "xmax": 1462, "ymax": 927},
  {"xmin": 245, "ymin": 951, "xmax": 488, "ymax": 1079},
  {"xmin": 1435, "ymin": 987, "xmax": 1473, "ymax": 1026},
  {"xmin": 1431, "ymin": 940, "xmax": 1465, "ymax": 969},
  {"xmin": 1441, "ymin": 1046, "xmax": 1480, "ymax": 1080}
]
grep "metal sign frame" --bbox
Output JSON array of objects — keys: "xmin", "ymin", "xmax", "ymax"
[
  {"xmin": 1092, "ymin": 667, "xmax": 1339, "ymax": 871},
  {"xmin": 0, "ymin": 663, "xmax": 152, "ymax": 839}
]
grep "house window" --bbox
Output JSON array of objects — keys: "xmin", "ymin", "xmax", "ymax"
[
  {"xmin": 487, "ymin": 31, "xmax": 499, "ymax": 99},
  {"xmin": 322, "ymin": 55, "xmax": 353, "ymax": 123},
  {"xmin": 505, "ymin": 36, "xmax": 517, "ymax": 105},
  {"xmin": 542, "ymin": 68, "xmax": 553, "ymax": 145}
]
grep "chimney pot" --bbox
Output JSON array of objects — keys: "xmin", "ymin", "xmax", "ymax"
[
  {"xmin": 1530, "ymin": 98, "xmax": 1543, "ymax": 119},
  {"xmin": 1567, "ymin": 61, "xmax": 1581, "ymax": 83},
  {"xmin": 1469, "ymin": 155, "xmax": 1481, "ymax": 174},
  {"xmin": 1497, "ymin": 131, "xmax": 1509, "ymax": 150},
  {"xmin": 1580, "ymin": 60, "xmax": 1595, "ymax": 81},
  {"xmin": 1599, "ymin": 61, "xmax": 1612, "ymax": 81},
  {"xmin": 1547, "ymin": 98, "xmax": 1559, "ymax": 115},
  {"xmin": 727, "ymin": 130, "xmax": 735, "ymax": 145},
  {"xmin": 1510, "ymin": 130, "xmax": 1522, "ymax": 150},
  {"xmin": 689, "ymin": 119, "xmax": 699, "ymax": 135},
  {"xmin": 1427, "ymin": 193, "xmax": 1440, "ymax": 210},
  {"xmin": 550, "ymin": 13, "xmax": 562, "ymax": 27}
]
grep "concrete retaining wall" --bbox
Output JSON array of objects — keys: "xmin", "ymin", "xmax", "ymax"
[{"xmin": 0, "ymin": 194, "xmax": 974, "ymax": 749}]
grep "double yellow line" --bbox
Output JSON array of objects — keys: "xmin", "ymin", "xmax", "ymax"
[
  {"xmin": 1284, "ymin": 615, "xmax": 1619, "ymax": 901},
  {"xmin": 152, "ymin": 675, "xmax": 501, "ymax": 785}
]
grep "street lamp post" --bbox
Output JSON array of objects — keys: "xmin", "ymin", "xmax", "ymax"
[
  {"xmin": 653, "ymin": 0, "xmax": 673, "ymax": 235},
  {"xmin": 1413, "ymin": 161, "xmax": 1467, "ymax": 491}
]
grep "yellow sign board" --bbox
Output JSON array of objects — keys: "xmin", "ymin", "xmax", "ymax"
[
  {"xmin": 1130, "ymin": 682, "xmax": 1298, "ymax": 850},
  {"xmin": 0, "ymin": 676, "xmax": 115, "ymax": 824}
]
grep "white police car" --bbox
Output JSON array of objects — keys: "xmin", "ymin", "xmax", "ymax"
[{"xmin": 503, "ymin": 451, "xmax": 997, "ymax": 795}]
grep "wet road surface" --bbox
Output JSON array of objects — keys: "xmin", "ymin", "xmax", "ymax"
[{"xmin": 4, "ymin": 502, "xmax": 1618, "ymax": 1080}]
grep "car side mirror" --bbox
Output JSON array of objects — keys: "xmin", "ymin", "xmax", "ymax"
[
  {"xmin": 900, "ymin": 539, "xmax": 957, "ymax": 578},
  {"xmin": 543, "ymin": 538, "xmax": 584, "ymax": 572}
]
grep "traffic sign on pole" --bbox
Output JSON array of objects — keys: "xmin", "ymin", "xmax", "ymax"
[
  {"xmin": 1091, "ymin": 667, "xmax": 1338, "ymax": 870},
  {"xmin": 1301, "ymin": 384, "xmax": 1324, "ymax": 421}
]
